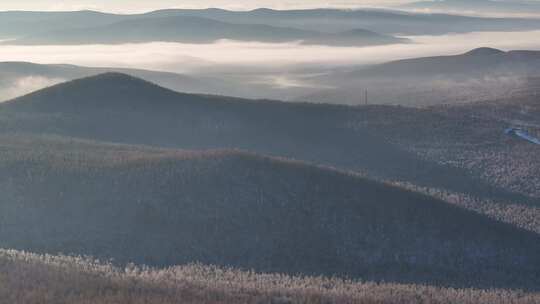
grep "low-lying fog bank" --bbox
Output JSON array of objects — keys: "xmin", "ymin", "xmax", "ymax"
[
  {"xmin": 1, "ymin": 30, "xmax": 540, "ymax": 103},
  {"xmin": 2, "ymin": 30, "xmax": 540, "ymax": 71}
]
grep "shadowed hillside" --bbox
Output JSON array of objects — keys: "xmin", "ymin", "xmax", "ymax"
[
  {"xmin": 0, "ymin": 73, "xmax": 530, "ymax": 211},
  {"xmin": 340, "ymin": 95, "xmax": 540, "ymax": 234},
  {"xmin": 0, "ymin": 135, "xmax": 539, "ymax": 290}
]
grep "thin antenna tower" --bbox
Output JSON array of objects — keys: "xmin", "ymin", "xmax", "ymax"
[{"xmin": 365, "ymin": 89, "xmax": 368, "ymax": 105}]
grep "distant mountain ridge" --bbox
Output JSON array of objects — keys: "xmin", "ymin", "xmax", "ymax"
[
  {"xmin": 2, "ymin": 8, "xmax": 540, "ymax": 42},
  {"xmin": 302, "ymin": 47, "xmax": 540, "ymax": 106},
  {"xmin": 132, "ymin": 7, "xmax": 540, "ymax": 35},
  {"xmin": 362, "ymin": 47, "xmax": 540, "ymax": 77},
  {"xmin": 403, "ymin": 0, "xmax": 540, "ymax": 15},
  {"xmin": 1, "ymin": 13, "xmax": 407, "ymax": 47}
]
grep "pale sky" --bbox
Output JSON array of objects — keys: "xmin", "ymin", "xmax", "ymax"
[{"xmin": 0, "ymin": 0, "xmax": 411, "ymax": 12}]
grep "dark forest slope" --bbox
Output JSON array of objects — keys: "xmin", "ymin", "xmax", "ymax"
[
  {"xmin": 0, "ymin": 135, "xmax": 539, "ymax": 289},
  {"xmin": 0, "ymin": 73, "xmax": 526, "ymax": 207}
]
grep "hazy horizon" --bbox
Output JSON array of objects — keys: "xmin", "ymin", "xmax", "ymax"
[
  {"xmin": 0, "ymin": 0, "xmax": 412, "ymax": 13},
  {"xmin": 1, "ymin": 0, "xmax": 538, "ymax": 13},
  {"xmin": 1, "ymin": 1, "xmax": 540, "ymax": 20}
]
